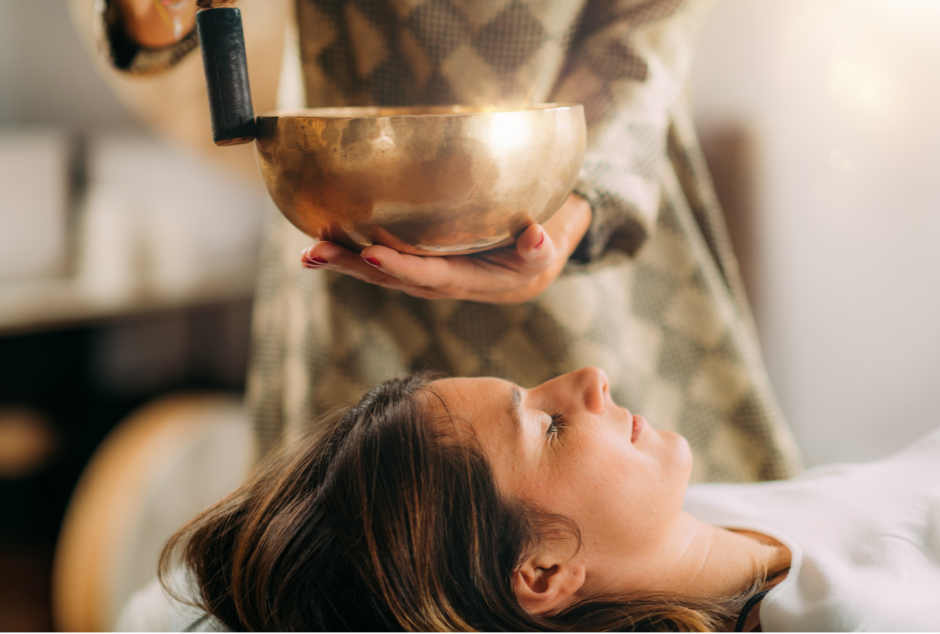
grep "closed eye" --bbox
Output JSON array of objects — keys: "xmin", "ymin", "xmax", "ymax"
[{"xmin": 547, "ymin": 412, "xmax": 566, "ymax": 436}]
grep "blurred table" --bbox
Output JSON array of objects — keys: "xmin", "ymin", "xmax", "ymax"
[{"xmin": 0, "ymin": 261, "xmax": 256, "ymax": 336}]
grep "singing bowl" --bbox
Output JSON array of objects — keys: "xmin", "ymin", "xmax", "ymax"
[{"xmin": 254, "ymin": 103, "xmax": 586, "ymax": 255}]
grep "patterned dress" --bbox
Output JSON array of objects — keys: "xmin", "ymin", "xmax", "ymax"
[{"xmin": 96, "ymin": 0, "xmax": 802, "ymax": 482}]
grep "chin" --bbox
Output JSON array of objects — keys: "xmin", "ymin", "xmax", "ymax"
[{"xmin": 665, "ymin": 430, "xmax": 694, "ymax": 482}]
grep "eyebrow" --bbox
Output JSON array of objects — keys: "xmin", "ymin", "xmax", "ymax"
[{"xmin": 509, "ymin": 386, "xmax": 523, "ymax": 434}]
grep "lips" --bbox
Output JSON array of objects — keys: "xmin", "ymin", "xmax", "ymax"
[{"xmin": 631, "ymin": 415, "xmax": 645, "ymax": 443}]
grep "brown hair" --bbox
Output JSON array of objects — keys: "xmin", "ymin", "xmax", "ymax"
[{"xmin": 160, "ymin": 372, "xmax": 784, "ymax": 631}]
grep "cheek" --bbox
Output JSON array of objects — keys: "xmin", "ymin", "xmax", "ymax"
[
  {"xmin": 548, "ymin": 440, "xmax": 651, "ymax": 518},
  {"xmin": 513, "ymin": 437, "xmax": 621, "ymax": 509},
  {"xmin": 508, "ymin": 432, "xmax": 686, "ymax": 539},
  {"xmin": 568, "ymin": 437, "xmax": 688, "ymax": 536}
]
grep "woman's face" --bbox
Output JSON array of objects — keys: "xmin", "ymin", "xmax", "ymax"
[{"xmin": 430, "ymin": 367, "xmax": 693, "ymax": 594}]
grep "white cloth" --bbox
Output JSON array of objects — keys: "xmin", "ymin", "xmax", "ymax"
[
  {"xmin": 114, "ymin": 569, "xmax": 223, "ymax": 632},
  {"xmin": 684, "ymin": 428, "xmax": 940, "ymax": 631}
]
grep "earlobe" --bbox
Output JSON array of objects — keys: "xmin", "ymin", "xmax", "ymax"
[{"xmin": 512, "ymin": 560, "xmax": 587, "ymax": 615}]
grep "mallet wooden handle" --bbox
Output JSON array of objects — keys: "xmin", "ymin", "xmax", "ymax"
[
  {"xmin": 196, "ymin": 0, "xmax": 256, "ymax": 145},
  {"xmin": 196, "ymin": 0, "xmax": 237, "ymax": 7}
]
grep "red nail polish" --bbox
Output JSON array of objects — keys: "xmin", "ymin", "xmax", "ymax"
[
  {"xmin": 303, "ymin": 255, "xmax": 328, "ymax": 267},
  {"xmin": 363, "ymin": 256, "xmax": 381, "ymax": 267},
  {"xmin": 535, "ymin": 231, "xmax": 546, "ymax": 249}
]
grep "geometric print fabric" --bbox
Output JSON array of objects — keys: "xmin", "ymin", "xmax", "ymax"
[{"xmin": 96, "ymin": 0, "xmax": 803, "ymax": 482}]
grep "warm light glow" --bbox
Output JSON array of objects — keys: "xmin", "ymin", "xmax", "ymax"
[
  {"xmin": 487, "ymin": 112, "xmax": 530, "ymax": 152},
  {"xmin": 829, "ymin": 59, "xmax": 895, "ymax": 120},
  {"xmin": 775, "ymin": 0, "xmax": 940, "ymax": 133}
]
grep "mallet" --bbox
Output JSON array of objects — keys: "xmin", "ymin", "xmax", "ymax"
[{"xmin": 195, "ymin": 0, "xmax": 256, "ymax": 145}]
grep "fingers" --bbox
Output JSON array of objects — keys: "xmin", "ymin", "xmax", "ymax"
[
  {"xmin": 300, "ymin": 242, "xmax": 411, "ymax": 289},
  {"xmin": 301, "ymin": 242, "xmax": 461, "ymax": 298},
  {"xmin": 515, "ymin": 224, "xmax": 555, "ymax": 267},
  {"xmin": 357, "ymin": 245, "xmax": 461, "ymax": 292},
  {"xmin": 300, "ymin": 224, "xmax": 560, "ymax": 303},
  {"xmin": 365, "ymin": 231, "xmax": 556, "ymax": 299}
]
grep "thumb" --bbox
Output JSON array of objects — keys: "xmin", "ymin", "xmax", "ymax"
[{"xmin": 516, "ymin": 224, "xmax": 555, "ymax": 269}]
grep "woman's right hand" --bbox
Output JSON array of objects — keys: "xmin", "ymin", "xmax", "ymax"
[
  {"xmin": 299, "ymin": 193, "xmax": 593, "ymax": 304},
  {"xmin": 116, "ymin": 0, "xmax": 197, "ymax": 48}
]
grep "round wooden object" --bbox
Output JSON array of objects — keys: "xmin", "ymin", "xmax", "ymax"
[
  {"xmin": 52, "ymin": 393, "xmax": 254, "ymax": 631},
  {"xmin": 0, "ymin": 407, "xmax": 57, "ymax": 478}
]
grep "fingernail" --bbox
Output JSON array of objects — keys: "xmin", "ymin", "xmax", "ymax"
[
  {"xmin": 302, "ymin": 255, "xmax": 328, "ymax": 267},
  {"xmin": 534, "ymin": 231, "xmax": 546, "ymax": 250},
  {"xmin": 363, "ymin": 256, "xmax": 381, "ymax": 267}
]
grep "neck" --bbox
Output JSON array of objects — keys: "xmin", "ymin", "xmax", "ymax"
[
  {"xmin": 671, "ymin": 513, "xmax": 788, "ymax": 598},
  {"xmin": 592, "ymin": 512, "xmax": 789, "ymax": 601},
  {"xmin": 662, "ymin": 514, "xmax": 790, "ymax": 597}
]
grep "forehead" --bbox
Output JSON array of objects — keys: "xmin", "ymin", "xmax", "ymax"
[
  {"xmin": 427, "ymin": 377, "xmax": 518, "ymax": 442},
  {"xmin": 428, "ymin": 377, "xmax": 538, "ymax": 499},
  {"xmin": 430, "ymin": 376, "xmax": 510, "ymax": 415}
]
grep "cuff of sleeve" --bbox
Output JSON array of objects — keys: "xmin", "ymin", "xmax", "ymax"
[
  {"xmin": 570, "ymin": 175, "xmax": 654, "ymax": 264},
  {"xmin": 96, "ymin": 0, "xmax": 199, "ymax": 75}
]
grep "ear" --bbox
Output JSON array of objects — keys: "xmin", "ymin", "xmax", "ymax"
[{"xmin": 512, "ymin": 555, "xmax": 586, "ymax": 615}]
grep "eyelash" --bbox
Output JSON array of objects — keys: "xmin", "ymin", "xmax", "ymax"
[{"xmin": 547, "ymin": 412, "xmax": 566, "ymax": 436}]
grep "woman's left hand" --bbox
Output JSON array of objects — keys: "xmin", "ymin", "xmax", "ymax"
[{"xmin": 299, "ymin": 193, "xmax": 592, "ymax": 304}]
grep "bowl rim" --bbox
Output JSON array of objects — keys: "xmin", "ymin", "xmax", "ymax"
[{"xmin": 256, "ymin": 102, "xmax": 583, "ymax": 122}]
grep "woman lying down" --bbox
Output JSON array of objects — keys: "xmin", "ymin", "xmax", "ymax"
[{"xmin": 123, "ymin": 368, "xmax": 940, "ymax": 632}]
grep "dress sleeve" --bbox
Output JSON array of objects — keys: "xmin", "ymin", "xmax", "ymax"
[
  {"xmin": 94, "ymin": 0, "xmax": 199, "ymax": 74},
  {"xmin": 551, "ymin": 0, "xmax": 714, "ymax": 262}
]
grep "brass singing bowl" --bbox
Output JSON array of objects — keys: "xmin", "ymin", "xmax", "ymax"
[{"xmin": 254, "ymin": 103, "xmax": 586, "ymax": 255}]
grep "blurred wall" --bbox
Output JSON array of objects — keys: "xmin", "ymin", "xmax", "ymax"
[
  {"xmin": 694, "ymin": 0, "xmax": 940, "ymax": 466},
  {"xmin": 0, "ymin": 0, "xmax": 141, "ymax": 133}
]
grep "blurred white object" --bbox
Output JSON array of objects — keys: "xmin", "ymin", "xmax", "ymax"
[
  {"xmin": 77, "ymin": 187, "xmax": 139, "ymax": 303},
  {"xmin": 144, "ymin": 199, "xmax": 200, "ymax": 297},
  {"xmin": 0, "ymin": 133, "xmax": 262, "ymax": 332},
  {"xmin": 0, "ymin": 128, "xmax": 70, "ymax": 282},
  {"xmin": 80, "ymin": 133, "xmax": 264, "ymax": 297},
  {"xmin": 52, "ymin": 393, "xmax": 255, "ymax": 632}
]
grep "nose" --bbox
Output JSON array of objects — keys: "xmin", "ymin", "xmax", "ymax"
[{"xmin": 571, "ymin": 366, "xmax": 609, "ymax": 415}]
